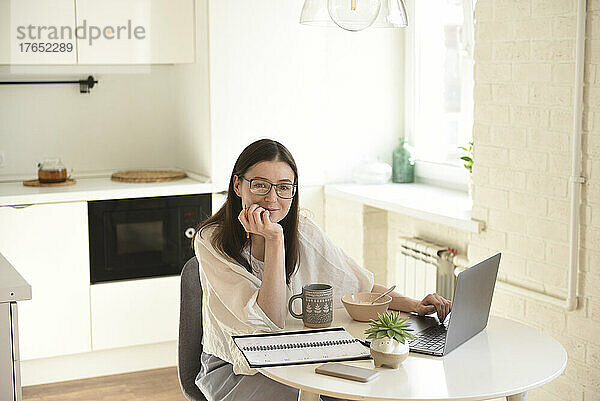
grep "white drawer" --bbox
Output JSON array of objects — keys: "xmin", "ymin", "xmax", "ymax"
[{"xmin": 90, "ymin": 276, "xmax": 180, "ymax": 350}]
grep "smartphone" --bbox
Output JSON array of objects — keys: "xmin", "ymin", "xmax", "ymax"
[{"xmin": 314, "ymin": 363, "xmax": 380, "ymax": 383}]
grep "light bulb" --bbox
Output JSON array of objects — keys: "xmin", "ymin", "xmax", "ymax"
[{"xmin": 327, "ymin": 0, "xmax": 381, "ymax": 32}]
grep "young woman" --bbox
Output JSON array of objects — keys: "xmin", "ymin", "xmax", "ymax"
[{"xmin": 193, "ymin": 139, "xmax": 451, "ymax": 401}]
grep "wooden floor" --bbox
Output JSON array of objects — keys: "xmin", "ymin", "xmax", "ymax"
[
  {"xmin": 22, "ymin": 367, "xmax": 187, "ymax": 401},
  {"xmin": 22, "ymin": 367, "xmax": 508, "ymax": 401}
]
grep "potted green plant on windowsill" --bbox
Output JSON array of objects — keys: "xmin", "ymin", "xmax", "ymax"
[
  {"xmin": 458, "ymin": 141, "xmax": 473, "ymax": 197},
  {"xmin": 364, "ymin": 312, "xmax": 416, "ymax": 369}
]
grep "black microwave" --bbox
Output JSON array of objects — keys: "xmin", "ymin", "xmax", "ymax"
[{"xmin": 88, "ymin": 194, "xmax": 211, "ymax": 284}]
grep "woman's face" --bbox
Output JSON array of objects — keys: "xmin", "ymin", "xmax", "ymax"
[{"xmin": 233, "ymin": 160, "xmax": 296, "ymax": 223}]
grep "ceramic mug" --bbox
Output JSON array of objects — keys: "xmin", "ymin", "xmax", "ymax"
[{"xmin": 288, "ymin": 283, "xmax": 333, "ymax": 328}]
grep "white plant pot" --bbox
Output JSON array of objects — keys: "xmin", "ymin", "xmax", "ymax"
[{"xmin": 370, "ymin": 338, "xmax": 409, "ymax": 369}]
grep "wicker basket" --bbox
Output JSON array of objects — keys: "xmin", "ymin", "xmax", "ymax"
[{"xmin": 110, "ymin": 170, "xmax": 187, "ymax": 183}]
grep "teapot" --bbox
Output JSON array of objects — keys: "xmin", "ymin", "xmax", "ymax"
[{"xmin": 37, "ymin": 158, "xmax": 68, "ymax": 183}]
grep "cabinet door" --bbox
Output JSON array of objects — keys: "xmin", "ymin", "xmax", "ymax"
[
  {"xmin": 0, "ymin": 202, "xmax": 91, "ymax": 360},
  {"xmin": 212, "ymin": 192, "xmax": 226, "ymax": 215},
  {"xmin": 0, "ymin": 0, "xmax": 77, "ymax": 65},
  {"xmin": 90, "ymin": 276, "xmax": 180, "ymax": 350},
  {"xmin": 76, "ymin": 0, "xmax": 194, "ymax": 64}
]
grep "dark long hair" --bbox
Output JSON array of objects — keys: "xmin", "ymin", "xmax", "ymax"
[{"xmin": 194, "ymin": 139, "xmax": 300, "ymax": 284}]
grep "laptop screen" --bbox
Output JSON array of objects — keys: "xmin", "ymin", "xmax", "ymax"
[{"xmin": 443, "ymin": 253, "xmax": 501, "ymax": 355}]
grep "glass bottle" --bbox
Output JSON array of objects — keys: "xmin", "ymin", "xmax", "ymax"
[{"xmin": 392, "ymin": 138, "xmax": 414, "ymax": 183}]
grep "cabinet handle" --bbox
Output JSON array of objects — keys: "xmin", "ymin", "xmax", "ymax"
[{"xmin": 9, "ymin": 204, "xmax": 33, "ymax": 209}]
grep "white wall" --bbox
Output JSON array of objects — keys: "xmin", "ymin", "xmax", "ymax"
[
  {"xmin": 0, "ymin": 1, "xmax": 404, "ymax": 184},
  {"xmin": 208, "ymin": 0, "xmax": 405, "ymax": 186},
  {"xmin": 0, "ymin": 67, "xmax": 181, "ymax": 180},
  {"xmin": 173, "ymin": 0, "xmax": 212, "ymax": 178},
  {"xmin": 469, "ymin": 2, "xmax": 598, "ymax": 400},
  {"xmin": 0, "ymin": 0, "xmax": 213, "ymax": 181}
]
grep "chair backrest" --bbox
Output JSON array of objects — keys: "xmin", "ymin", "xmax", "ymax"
[{"xmin": 178, "ymin": 256, "xmax": 208, "ymax": 401}]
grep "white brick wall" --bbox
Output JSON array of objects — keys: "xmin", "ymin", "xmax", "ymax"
[
  {"xmin": 324, "ymin": 196, "xmax": 364, "ymax": 265},
  {"xmin": 473, "ymin": 1, "xmax": 600, "ymax": 399},
  {"xmin": 363, "ymin": 206, "xmax": 389, "ymax": 284},
  {"xmin": 299, "ymin": 185, "xmax": 325, "ymax": 229}
]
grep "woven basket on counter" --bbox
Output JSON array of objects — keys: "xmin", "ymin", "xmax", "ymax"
[{"xmin": 110, "ymin": 170, "xmax": 187, "ymax": 183}]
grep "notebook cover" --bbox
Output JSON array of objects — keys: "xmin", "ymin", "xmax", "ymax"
[{"xmin": 232, "ymin": 327, "xmax": 372, "ymax": 368}]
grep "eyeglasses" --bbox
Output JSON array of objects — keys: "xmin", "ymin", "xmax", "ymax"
[{"xmin": 240, "ymin": 176, "xmax": 297, "ymax": 199}]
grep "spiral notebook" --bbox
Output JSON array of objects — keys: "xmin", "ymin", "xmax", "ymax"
[{"xmin": 232, "ymin": 327, "xmax": 371, "ymax": 368}]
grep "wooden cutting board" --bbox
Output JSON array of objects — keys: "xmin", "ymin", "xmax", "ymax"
[{"xmin": 111, "ymin": 170, "xmax": 187, "ymax": 183}]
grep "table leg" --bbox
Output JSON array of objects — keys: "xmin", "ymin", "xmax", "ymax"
[
  {"xmin": 507, "ymin": 392, "xmax": 527, "ymax": 401},
  {"xmin": 298, "ymin": 389, "xmax": 321, "ymax": 401}
]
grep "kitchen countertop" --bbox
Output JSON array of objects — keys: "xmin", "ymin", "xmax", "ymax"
[{"xmin": 0, "ymin": 174, "xmax": 223, "ymax": 206}]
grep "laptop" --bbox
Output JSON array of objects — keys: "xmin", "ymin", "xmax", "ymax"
[{"xmin": 407, "ymin": 252, "xmax": 501, "ymax": 356}]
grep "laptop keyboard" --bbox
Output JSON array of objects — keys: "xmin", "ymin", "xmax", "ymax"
[{"xmin": 409, "ymin": 324, "xmax": 447, "ymax": 352}]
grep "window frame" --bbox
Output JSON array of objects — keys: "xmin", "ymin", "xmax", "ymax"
[{"xmin": 403, "ymin": 0, "xmax": 474, "ymax": 192}]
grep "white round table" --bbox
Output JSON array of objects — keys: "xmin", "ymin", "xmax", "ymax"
[{"xmin": 259, "ymin": 310, "xmax": 567, "ymax": 401}]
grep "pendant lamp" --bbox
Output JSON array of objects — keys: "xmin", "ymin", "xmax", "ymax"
[
  {"xmin": 372, "ymin": 0, "xmax": 408, "ymax": 28},
  {"xmin": 300, "ymin": 0, "xmax": 408, "ymax": 31},
  {"xmin": 300, "ymin": 0, "xmax": 336, "ymax": 26}
]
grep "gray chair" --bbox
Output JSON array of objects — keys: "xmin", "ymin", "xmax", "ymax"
[{"xmin": 178, "ymin": 256, "xmax": 208, "ymax": 401}]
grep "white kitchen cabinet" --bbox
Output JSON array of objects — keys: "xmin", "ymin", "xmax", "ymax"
[
  {"xmin": 0, "ymin": 0, "xmax": 77, "ymax": 65},
  {"xmin": 90, "ymin": 276, "xmax": 180, "ymax": 351},
  {"xmin": 0, "ymin": 202, "xmax": 91, "ymax": 360},
  {"xmin": 76, "ymin": 0, "xmax": 195, "ymax": 64},
  {"xmin": 212, "ymin": 192, "xmax": 226, "ymax": 215},
  {"xmin": 0, "ymin": 0, "xmax": 194, "ymax": 65}
]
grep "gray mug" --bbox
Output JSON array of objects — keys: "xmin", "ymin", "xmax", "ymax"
[{"xmin": 288, "ymin": 283, "xmax": 333, "ymax": 328}]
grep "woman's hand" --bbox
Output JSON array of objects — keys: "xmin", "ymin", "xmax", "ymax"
[
  {"xmin": 238, "ymin": 203, "xmax": 283, "ymax": 241},
  {"xmin": 416, "ymin": 293, "xmax": 452, "ymax": 323}
]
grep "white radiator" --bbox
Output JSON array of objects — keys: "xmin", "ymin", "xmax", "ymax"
[{"xmin": 395, "ymin": 237, "xmax": 462, "ymax": 301}]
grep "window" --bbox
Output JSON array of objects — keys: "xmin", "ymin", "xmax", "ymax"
[{"xmin": 405, "ymin": 0, "xmax": 474, "ymax": 189}]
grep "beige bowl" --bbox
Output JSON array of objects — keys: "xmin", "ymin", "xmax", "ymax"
[{"xmin": 341, "ymin": 292, "xmax": 392, "ymax": 322}]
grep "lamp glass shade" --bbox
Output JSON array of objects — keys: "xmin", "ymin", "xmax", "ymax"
[
  {"xmin": 327, "ymin": 0, "xmax": 381, "ymax": 32},
  {"xmin": 300, "ymin": 0, "xmax": 336, "ymax": 26},
  {"xmin": 373, "ymin": 0, "xmax": 408, "ymax": 28}
]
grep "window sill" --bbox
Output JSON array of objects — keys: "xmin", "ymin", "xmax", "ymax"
[
  {"xmin": 324, "ymin": 183, "xmax": 484, "ymax": 233},
  {"xmin": 414, "ymin": 159, "xmax": 469, "ymax": 192}
]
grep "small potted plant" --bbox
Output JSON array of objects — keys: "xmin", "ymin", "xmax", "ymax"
[
  {"xmin": 458, "ymin": 141, "xmax": 473, "ymax": 197},
  {"xmin": 364, "ymin": 312, "xmax": 416, "ymax": 369}
]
